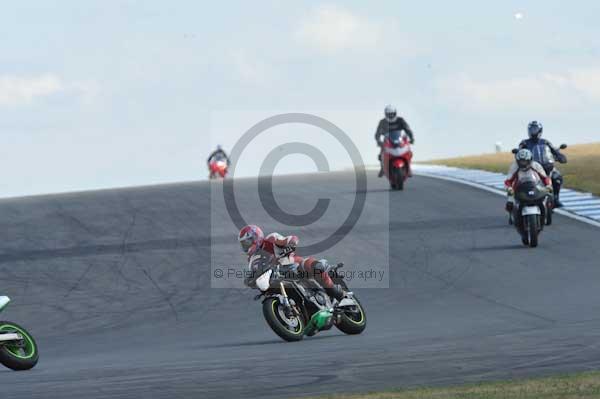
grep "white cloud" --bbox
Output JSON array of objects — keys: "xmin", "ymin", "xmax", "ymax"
[
  {"xmin": 0, "ymin": 74, "xmax": 63, "ymax": 106},
  {"xmin": 436, "ymin": 68, "xmax": 600, "ymax": 111},
  {"xmin": 570, "ymin": 68, "xmax": 600, "ymax": 99},
  {"xmin": 295, "ymin": 4, "xmax": 382, "ymax": 52},
  {"xmin": 0, "ymin": 74, "xmax": 101, "ymax": 107}
]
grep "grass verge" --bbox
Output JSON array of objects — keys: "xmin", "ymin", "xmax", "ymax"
[
  {"xmin": 303, "ymin": 371, "xmax": 600, "ymax": 399},
  {"xmin": 424, "ymin": 142, "xmax": 600, "ymax": 196}
]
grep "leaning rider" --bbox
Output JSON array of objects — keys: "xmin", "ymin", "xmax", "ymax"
[
  {"xmin": 374, "ymin": 104, "xmax": 414, "ymax": 178},
  {"xmin": 238, "ymin": 225, "xmax": 346, "ymax": 301}
]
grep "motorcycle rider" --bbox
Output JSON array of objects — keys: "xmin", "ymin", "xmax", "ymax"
[
  {"xmin": 238, "ymin": 225, "xmax": 346, "ymax": 301},
  {"xmin": 375, "ymin": 105, "xmax": 414, "ymax": 178},
  {"xmin": 504, "ymin": 148, "xmax": 552, "ymax": 214},
  {"xmin": 207, "ymin": 145, "xmax": 231, "ymax": 168},
  {"xmin": 518, "ymin": 121, "xmax": 567, "ymax": 207}
]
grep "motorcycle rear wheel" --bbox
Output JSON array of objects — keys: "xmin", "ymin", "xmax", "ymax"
[
  {"xmin": 262, "ymin": 298, "xmax": 305, "ymax": 342},
  {"xmin": 335, "ymin": 297, "xmax": 367, "ymax": 335},
  {"xmin": 0, "ymin": 321, "xmax": 39, "ymax": 371}
]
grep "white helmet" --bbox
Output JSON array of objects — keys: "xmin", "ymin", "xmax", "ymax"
[
  {"xmin": 384, "ymin": 105, "xmax": 397, "ymax": 122},
  {"xmin": 516, "ymin": 148, "xmax": 533, "ymax": 170}
]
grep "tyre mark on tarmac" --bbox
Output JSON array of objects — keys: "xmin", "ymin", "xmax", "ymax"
[{"xmin": 414, "ymin": 231, "xmax": 556, "ymax": 324}]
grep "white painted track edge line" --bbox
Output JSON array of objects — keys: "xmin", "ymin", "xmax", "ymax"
[{"xmin": 414, "ymin": 171, "xmax": 600, "ymax": 229}]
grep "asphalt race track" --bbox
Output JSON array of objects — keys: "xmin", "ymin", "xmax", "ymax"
[{"xmin": 1, "ymin": 171, "xmax": 600, "ymax": 398}]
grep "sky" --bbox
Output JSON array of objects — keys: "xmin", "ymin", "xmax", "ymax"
[{"xmin": 2, "ymin": 0, "xmax": 600, "ymax": 197}]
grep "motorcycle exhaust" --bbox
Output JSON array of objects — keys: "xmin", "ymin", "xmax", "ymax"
[
  {"xmin": 0, "ymin": 333, "xmax": 23, "ymax": 342},
  {"xmin": 304, "ymin": 310, "xmax": 333, "ymax": 336}
]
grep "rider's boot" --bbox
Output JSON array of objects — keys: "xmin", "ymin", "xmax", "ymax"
[
  {"xmin": 551, "ymin": 174, "xmax": 564, "ymax": 208},
  {"xmin": 506, "ymin": 196, "xmax": 515, "ymax": 212},
  {"xmin": 326, "ymin": 284, "xmax": 346, "ymax": 301},
  {"xmin": 553, "ymin": 182, "xmax": 563, "ymax": 208}
]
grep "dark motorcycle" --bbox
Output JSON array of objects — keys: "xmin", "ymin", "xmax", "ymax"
[
  {"xmin": 511, "ymin": 175, "xmax": 553, "ymax": 248},
  {"xmin": 245, "ymin": 251, "xmax": 367, "ymax": 342},
  {"xmin": 527, "ymin": 143, "xmax": 568, "ymax": 220}
]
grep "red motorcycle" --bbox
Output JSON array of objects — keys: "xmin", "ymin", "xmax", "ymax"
[
  {"xmin": 209, "ymin": 159, "xmax": 228, "ymax": 179},
  {"xmin": 380, "ymin": 131, "xmax": 413, "ymax": 190}
]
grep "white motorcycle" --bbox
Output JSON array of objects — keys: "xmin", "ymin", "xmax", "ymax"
[{"xmin": 510, "ymin": 172, "xmax": 553, "ymax": 248}]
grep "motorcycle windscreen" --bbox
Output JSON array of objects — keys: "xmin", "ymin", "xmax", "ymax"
[
  {"xmin": 387, "ymin": 130, "xmax": 404, "ymax": 146},
  {"xmin": 529, "ymin": 143, "xmax": 555, "ymax": 166},
  {"xmin": 517, "ymin": 169, "xmax": 545, "ymax": 187},
  {"xmin": 515, "ymin": 177, "xmax": 547, "ymax": 202}
]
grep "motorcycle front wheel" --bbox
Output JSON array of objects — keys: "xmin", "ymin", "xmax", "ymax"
[
  {"xmin": 262, "ymin": 298, "xmax": 305, "ymax": 342},
  {"xmin": 526, "ymin": 214, "xmax": 539, "ymax": 248},
  {"xmin": 0, "ymin": 321, "xmax": 39, "ymax": 371},
  {"xmin": 390, "ymin": 167, "xmax": 404, "ymax": 191}
]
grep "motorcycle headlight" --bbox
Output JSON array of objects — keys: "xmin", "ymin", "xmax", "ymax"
[{"xmin": 255, "ymin": 269, "xmax": 272, "ymax": 292}]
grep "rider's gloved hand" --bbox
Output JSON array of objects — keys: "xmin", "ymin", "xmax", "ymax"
[
  {"xmin": 410, "ymin": 138, "xmax": 415, "ymax": 144},
  {"xmin": 506, "ymin": 187, "xmax": 514, "ymax": 196},
  {"xmin": 279, "ymin": 246, "xmax": 295, "ymax": 258},
  {"xmin": 546, "ymin": 185, "xmax": 554, "ymax": 193},
  {"xmin": 276, "ymin": 236, "xmax": 299, "ymax": 258}
]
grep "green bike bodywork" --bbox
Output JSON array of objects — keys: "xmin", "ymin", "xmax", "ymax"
[{"xmin": 303, "ymin": 309, "xmax": 333, "ymax": 336}]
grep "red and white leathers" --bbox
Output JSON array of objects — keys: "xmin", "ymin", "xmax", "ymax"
[
  {"xmin": 261, "ymin": 233, "xmax": 299, "ymax": 265},
  {"xmin": 504, "ymin": 160, "xmax": 551, "ymax": 210},
  {"xmin": 251, "ymin": 232, "xmax": 337, "ymax": 291},
  {"xmin": 505, "ymin": 160, "xmax": 551, "ymax": 189}
]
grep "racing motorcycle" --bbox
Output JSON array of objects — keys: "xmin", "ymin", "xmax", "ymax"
[
  {"xmin": 208, "ymin": 159, "xmax": 228, "ymax": 179},
  {"xmin": 509, "ymin": 164, "xmax": 553, "ymax": 248},
  {"xmin": 380, "ymin": 130, "xmax": 413, "ymax": 190},
  {"xmin": 0, "ymin": 296, "xmax": 39, "ymax": 370},
  {"xmin": 245, "ymin": 251, "xmax": 367, "ymax": 342},
  {"xmin": 508, "ymin": 143, "xmax": 567, "ymax": 226}
]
